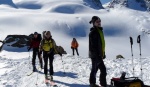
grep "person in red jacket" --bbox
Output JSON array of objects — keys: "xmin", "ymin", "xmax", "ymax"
[
  {"xmin": 71, "ymin": 38, "xmax": 79, "ymax": 56},
  {"xmin": 28, "ymin": 32, "xmax": 43, "ymax": 72}
]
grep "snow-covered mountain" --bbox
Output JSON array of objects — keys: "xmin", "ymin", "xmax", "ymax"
[
  {"xmin": 0, "ymin": 0, "xmax": 150, "ymax": 87},
  {"xmin": 108, "ymin": 0, "xmax": 148, "ymax": 11}
]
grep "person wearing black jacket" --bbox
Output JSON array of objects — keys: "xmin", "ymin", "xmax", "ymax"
[
  {"xmin": 89, "ymin": 16, "xmax": 107, "ymax": 87},
  {"xmin": 28, "ymin": 32, "xmax": 43, "ymax": 72}
]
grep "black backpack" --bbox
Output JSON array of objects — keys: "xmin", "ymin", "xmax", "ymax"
[
  {"xmin": 29, "ymin": 33, "xmax": 42, "ymax": 42},
  {"xmin": 37, "ymin": 34, "xmax": 42, "ymax": 41}
]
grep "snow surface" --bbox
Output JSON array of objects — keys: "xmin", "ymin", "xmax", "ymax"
[{"xmin": 0, "ymin": 0, "xmax": 150, "ymax": 87}]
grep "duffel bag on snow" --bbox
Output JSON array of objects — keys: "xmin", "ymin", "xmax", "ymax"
[{"xmin": 111, "ymin": 77, "xmax": 144, "ymax": 87}]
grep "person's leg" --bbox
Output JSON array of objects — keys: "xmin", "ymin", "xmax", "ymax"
[
  {"xmin": 32, "ymin": 48, "xmax": 37, "ymax": 71},
  {"xmin": 72, "ymin": 48, "xmax": 75, "ymax": 55},
  {"xmin": 38, "ymin": 51, "xmax": 43, "ymax": 69},
  {"xmin": 89, "ymin": 58, "xmax": 99, "ymax": 84},
  {"xmin": 43, "ymin": 52, "xmax": 48, "ymax": 75},
  {"xmin": 75, "ymin": 48, "xmax": 79, "ymax": 56},
  {"xmin": 98, "ymin": 60, "xmax": 107, "ymax": 87},
  {"xmin": 49, "ymin": 55, "xmax": 54, "ymax": 75}
]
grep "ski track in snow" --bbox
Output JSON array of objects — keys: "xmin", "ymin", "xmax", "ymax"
[{"xmin": 0, "ymin": 54, "xmax": 150, "ymax": 87}]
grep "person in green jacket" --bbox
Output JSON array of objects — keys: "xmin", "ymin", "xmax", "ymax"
[{"xmin": 89, "ymin": 16, "xmax": 107, "ymax": 87}]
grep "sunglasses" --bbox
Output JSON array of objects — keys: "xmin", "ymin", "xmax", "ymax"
[{"xmin": 95, "ymin": 20, "xmax": 101, "ymax": 23}]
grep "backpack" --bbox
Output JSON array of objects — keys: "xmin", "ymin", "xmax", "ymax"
[
  {"xmin": 29, "ymin": 33, "xmax": 42, "ymax": 42},
  {"xmin": 37, "ymin": 34, "xmax": 42, "ymax": 41},
  {"xmin": 111, "ymin": 72, "xmax": 144, "ymax": 87}
]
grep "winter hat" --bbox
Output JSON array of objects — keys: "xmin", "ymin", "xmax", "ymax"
[
  {"xmin": 34, "ymin": 32, "xmax": 38, "ymax": 35},
  {"xmin": 45, "ymin": 31, "xmax": 51, "ymax": 36},
  {"xmin": 89, "ymin": 16, "xmax": 100, "ymax": 24}
]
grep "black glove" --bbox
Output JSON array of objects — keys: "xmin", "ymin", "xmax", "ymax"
[
  {"xmin": 103, "ymin": 55, "xmax": 106, "ymax": 59},
  {"xmin": 58, "ymin": 52, "xmax": 62, "ymax": 56},
  {"xmin": 27, "ymin": 47, "xmax": 31, "ymax": 51}
]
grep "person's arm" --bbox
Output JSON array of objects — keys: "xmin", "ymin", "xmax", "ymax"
[
  {"xmin": 76, "ymin": 41, "xmax": 79, "ymax": 48},
  {"xmin": 53, "ymin": 39, "xmax": 62, "ymax": 56},
  {"xmin": 39, "ymin": 39, "xmax": 43, "ymax": 51},
  {"xmin": 28, "ymin": 39, "xmax": 33, "ymax": 51}
]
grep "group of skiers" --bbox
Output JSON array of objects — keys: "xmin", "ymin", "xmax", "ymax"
[
  {"xmin": 28, "ymin": 31, "xmax": 80, "ymax": 81},
  {"xmin": 28, "ymin": 16, "xmax": 107, "ymax": 87}
]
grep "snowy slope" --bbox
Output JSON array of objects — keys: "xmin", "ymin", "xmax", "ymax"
[
  {"xmin": 0, "ymin": 53, "xmax": 150, "ymax": 87},
  {"xmin": 0, "ymin": 0, "xmax": 150, "ymax": 87}
]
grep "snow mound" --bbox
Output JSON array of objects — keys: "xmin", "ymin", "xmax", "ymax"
[
  {"xmin": 12, "ymin": 0, "xmax": 104, "ymax": 10},
  {"xmin": 49, "ymin": 3, "xmax": 96, "ymax": 14},
  {"xmin": 16, "ymin": 1, "xmax": 42, "ymax": 9}
]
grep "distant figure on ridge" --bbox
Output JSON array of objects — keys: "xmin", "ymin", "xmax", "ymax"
[{"xmin": 71, "ymin": 38, "xmax": 79, "ymax": 56}]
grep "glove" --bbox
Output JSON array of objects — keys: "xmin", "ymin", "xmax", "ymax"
[
  {"xmin": 103, "ymin": 55, "xmax": 106, "ymax": 59},
  {"xmin": 71, "ymin": 47, "xmax": 73, "ymax": 49},
  {"xmin": 58, "ymin": 52, "xmax": 62, "ymax": 56},
  {"xmin": 27, "ymin": 47, "xmax": 31, "ymax": 51}
]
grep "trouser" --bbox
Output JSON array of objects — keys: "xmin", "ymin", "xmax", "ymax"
[
  {"xmin": 32, "ymin": 48, "xmax": 43, "ymax": 68},
  {"xmin": 72, "ymin": 48, "xmax": 79, "ymax": 56},
  {"xmin": 43, "ymin": 51, "xmax": 54, "ymax": 75},
  {"xmin": 89, "ymin": 57, "xmax": 107, "ymax": 86}
]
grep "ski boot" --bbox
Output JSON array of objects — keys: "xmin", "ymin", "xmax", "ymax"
[
  {"xmin": 47, "ymin": 75, "xmax": 53, "ymax": 81},
  {"xmin": 33, "ymin": 66, "xmax": 37, "ymax": 72},
  {"xmin": 90, "ymin": 84, "xmax": 100, "ymax": 87}
]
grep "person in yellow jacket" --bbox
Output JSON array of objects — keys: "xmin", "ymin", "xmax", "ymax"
[
  {"xmin": 39, "ymin": 31, "xmax": 62, "ymax": 80},
  {"xmin": 71, "ymin": 38, "xmax": 79, "ymax": 56}
]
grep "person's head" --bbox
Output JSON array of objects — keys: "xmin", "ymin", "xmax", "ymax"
[
  {"xmin": 42, "ymin": 31, "xmax": 46, "ymax": 39},
  {"xmin": 89, "ymin": 16, "xmax": 101, "ymax": 27},
  {"xmin": 73, "ymin": 38, "xmax": 76, "ymax": 42},
  {"xmin": 33, "ymin": 32, "xmax": 38, "ymax": 38},
  {"xmin": 45, "ymin": 31, "xmax": 52, "ymax": 39}
]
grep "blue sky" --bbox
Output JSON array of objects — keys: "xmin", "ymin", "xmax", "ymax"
[{"xmin": 101, "ymin": 0, "xmax": 111, "ymax": 4}]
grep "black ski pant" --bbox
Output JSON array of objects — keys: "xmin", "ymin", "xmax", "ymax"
[
  {"xmin": 89, "ymin": 57, "xmax": 107, "ymax": 86},
  {"xmin": 72, "ymin": 48, "xmax": 79, "ymax": 56},
  {"xmin": 43, "ymin": 51, "xmax": 54, "ymax": 75},
  {"xmin": 32, "ymin": 48, "xmax": 43, "ymax": 68}
]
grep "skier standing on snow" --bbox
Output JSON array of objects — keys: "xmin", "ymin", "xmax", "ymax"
[
  {"xmin": 89, "ymin": 16, "xmax": 107, "ymax": 87},
  {"xmin": 28, "ymin": 32, "xmax": 43, "ymax": 72},
  {"xmin": 39, "ymin": 31, "xmax": 62, "ymax": 80},
  {"xmin": 71, "ymin": 38, "xmax": 79, "ymax": 56}
]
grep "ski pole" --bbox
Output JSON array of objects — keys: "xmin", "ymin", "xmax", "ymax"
[
  {"xmin": 130, "ymin": 36, "xmax": 134, "ymax": 77},
  {"xmin": 137, "ymin": 35, "xmax": 142, "ymax": 80},
  {"xmin": 28, "ymin": 51, "xmax": 31, "ymax": 69},
  {"xmin": 60, "ymin": 56, "xmax": 66, "ymax": 74}
]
